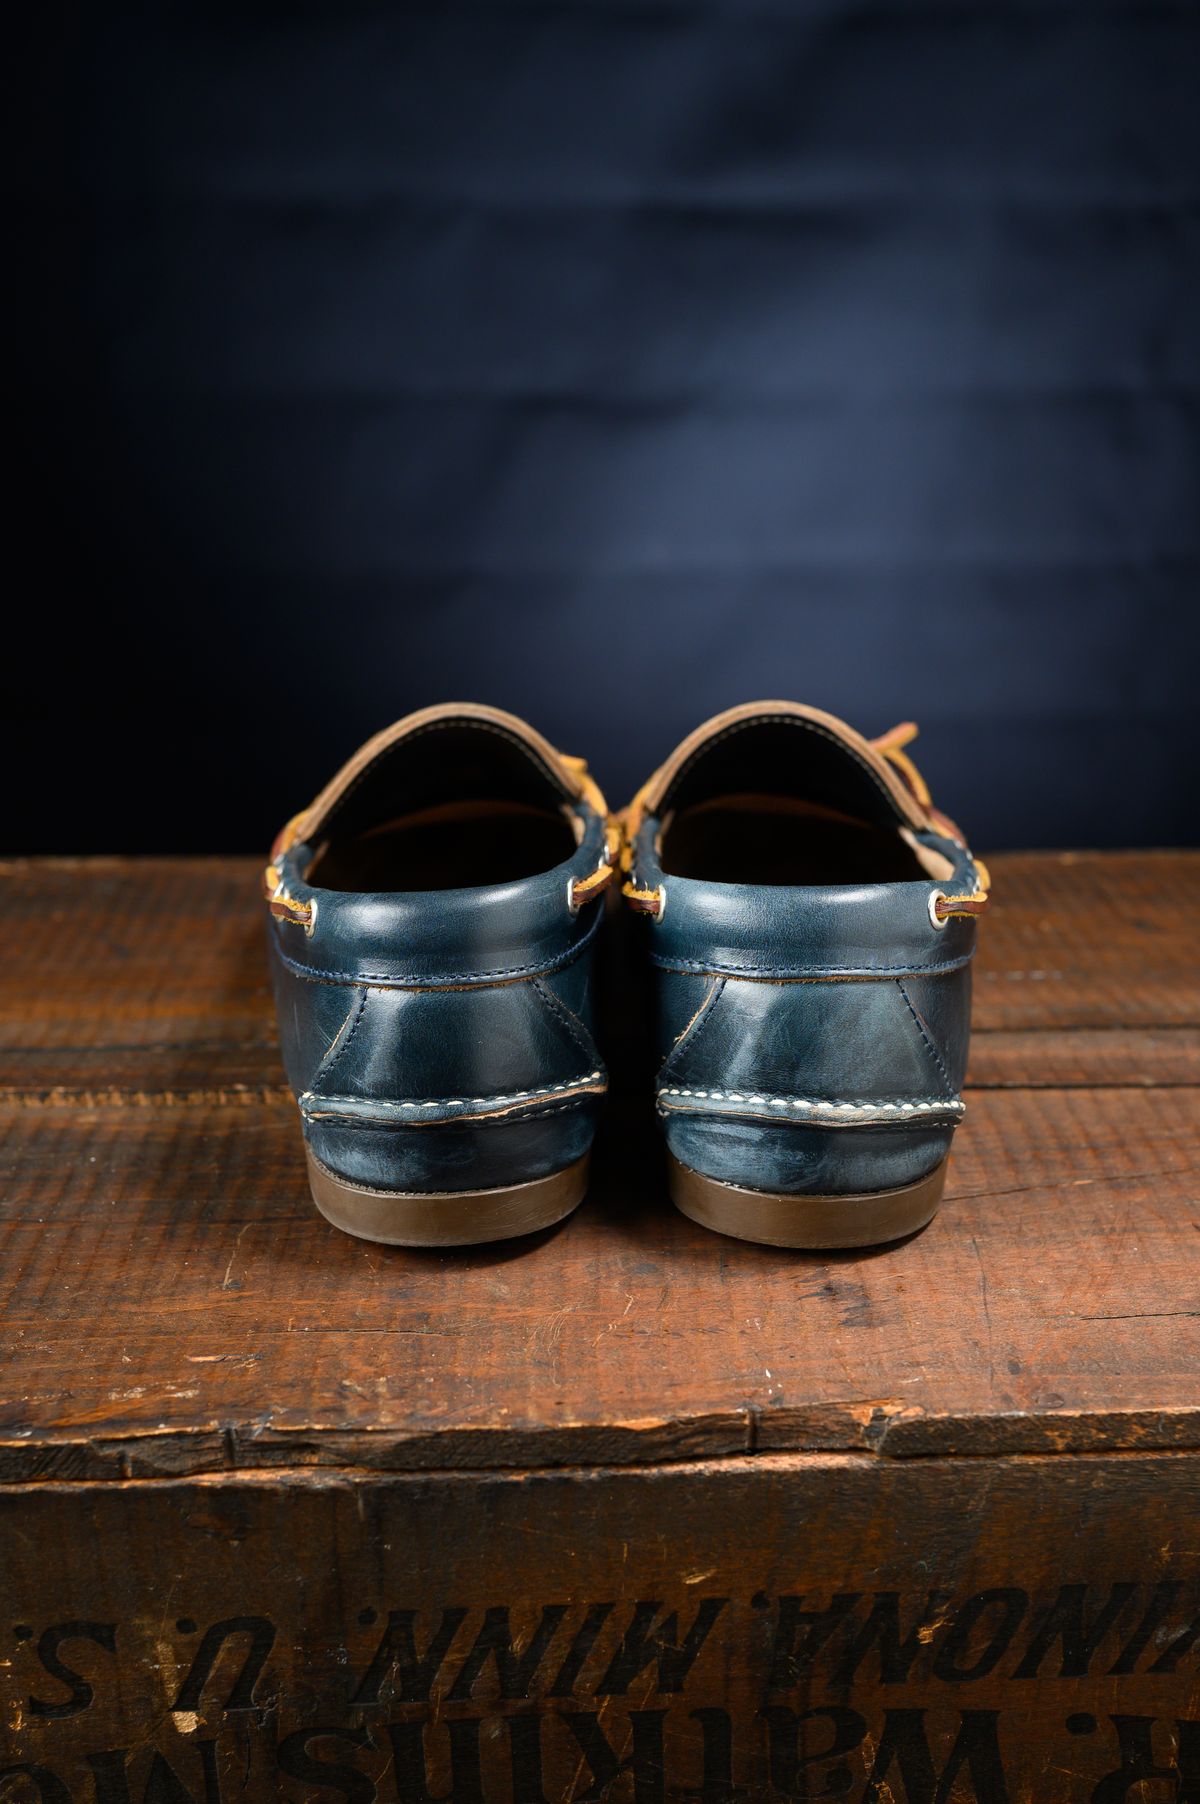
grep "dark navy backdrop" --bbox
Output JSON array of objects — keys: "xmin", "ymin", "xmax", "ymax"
[{"xmin": 12, "ymin": 2, "xmax": 1200, "ymax": 851}]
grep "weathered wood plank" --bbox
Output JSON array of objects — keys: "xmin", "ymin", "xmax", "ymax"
[
  {"xmin": 0, "ymin": 860, "xmax": 1197, "ymax": 1791},
  {"xmin": 967, "ymin": 1027, "xmax": 1200, "ymax": 1089},
  {"xmin": 1, "ymin": 1084, "xmax": 1196, "ymax": 1479},
  {"xmin": 1, "ymin": 1455, "xmax": 1197, "ymax": 1802},
  {"xmin": 0, "ymin": 858, "xmax": 275, "ymax": 1093},
  {"xmin": 0, "ymin": 853, "xmax": 1196, "ymax": 1473},
  {"xmin": 971, "ymin": 849, "xmax": 1200, "ymax": 1032}
]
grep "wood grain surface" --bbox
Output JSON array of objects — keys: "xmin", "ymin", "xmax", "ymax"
[
  {"xmin": 2, "ymin": 1454, "xmax": 1198, "ymax": 1803},
  {"xmin": 0, "ymin": 853, "xmax": 1196, "ymax": 1482},
  {"xmin": 1, "ymin": 854, "xmax": 1198, "ymax": 1800}
]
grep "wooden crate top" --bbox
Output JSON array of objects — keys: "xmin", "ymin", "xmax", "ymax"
[{"xmin": 0, "ymin": 852, "xmax": 1196, "ymax": 1482}]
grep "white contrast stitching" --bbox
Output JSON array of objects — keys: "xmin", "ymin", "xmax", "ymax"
[
  {"xmin": 657, "ymin": 1087, "xmax": 964, "ymax": 1118},
  {"xmin": 301, "ymin": 1071, "xmax": 604, "ymax": 1115}
]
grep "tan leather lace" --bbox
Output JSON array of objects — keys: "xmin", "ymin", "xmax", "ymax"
[
  {"xmin": 871, "ymin": 721, "xmax": 932, "ymax": 807},
  {"xmin": 622, "ymin": 880, "xmax": 666, "ymax": 919},
  {"xmin": 871, "ymin": 723, "xmax": 990, "ymax": 919},
  {"xmin": 612, "ymin": 797, "xmax": 666, "ymax": 917},
  {"xmin": 263, "ymin": 859, "xmax": 316, "ymax": 932},
  {"xmin": 566, "ymin": 816, "xmax": 622, "ymax": 912}
]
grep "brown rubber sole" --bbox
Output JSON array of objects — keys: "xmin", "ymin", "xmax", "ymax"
[
  {"xmin": 668, "ymin": 1153, "xmax": 948, "ymax": 1250},
  {"xmin": 305, "ymin": 1149, "xmax": 589, "ymax": 1247}
]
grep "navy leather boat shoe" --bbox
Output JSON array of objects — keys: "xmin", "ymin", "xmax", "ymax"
[
  {"xmin": 264, "ymin": 704, "xmax": 616, "ymax": 1246},
  {"xmin": 620, "ymin": 703, "xmax": 989, "ymax": 1249}
]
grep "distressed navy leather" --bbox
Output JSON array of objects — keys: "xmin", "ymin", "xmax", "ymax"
[
  {"xmin": 265, "ymin": 706, "xmax": 611, "ymax": 1218},
  {"xmin": 623, "ymin": 703, "xmax": 986, "ymax": 1213}
]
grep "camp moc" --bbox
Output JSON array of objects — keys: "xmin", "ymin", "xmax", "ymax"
[
  {"xmin": 620, "ymin": 702, "xmax": 989, "ymax": 1249},
  {"xmin": 264, "ymin": 704, "xmax": 616, "ymax": 1246}
]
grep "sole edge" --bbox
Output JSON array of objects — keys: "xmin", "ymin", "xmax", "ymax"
[
  {"xmin": 306, "ymin": 1149, "xmax": 589, "ymax": 1247},
  {"xmin": 668, "ymin": 1154, "xmax": 948, "ymax": 1250}
]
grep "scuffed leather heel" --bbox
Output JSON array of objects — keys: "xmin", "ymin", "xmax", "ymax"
[
  {"xmin": 668, "ymin": 1154, "xmax": 947, "ymax": 1250},
  {"xmin": 622, "ymin": 702, "xmax": 987, "ymax": 1254},
  {"xmin": 265, "ymin": 705, "xmax": 612, "ymax": 1248},
  {"xmin": 306, "ymin": 1150, "xmax": 590, "ymax": 1247}
]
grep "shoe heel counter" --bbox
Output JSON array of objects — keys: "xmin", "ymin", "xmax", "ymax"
[
  {"xmin": 281, "ymin": 966, "xmax": 605, "ymax": 1195},
  {"xmin": 655, "ymin": 967, "xmax": 971, "ymax": 1196}
]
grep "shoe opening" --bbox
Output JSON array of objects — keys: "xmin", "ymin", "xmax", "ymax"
[
  {"xmin": 304, "ymin": 720, "xmax": 580, "ymax": 892},
  {"xmin": 656, "ymin": 717, "xmax": 953, "ymax": 886}
]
